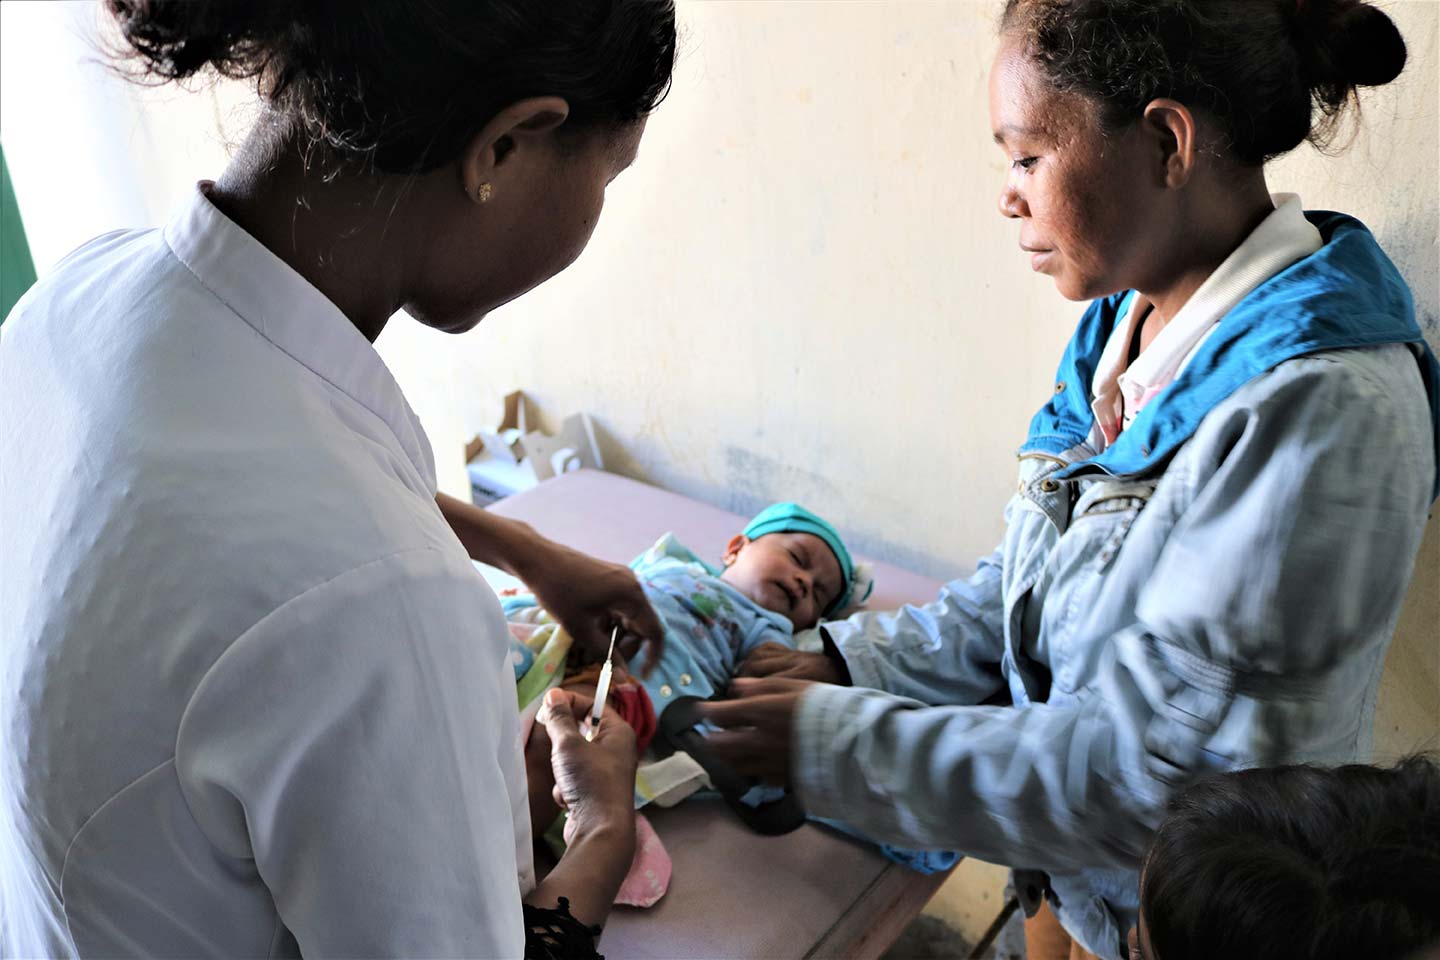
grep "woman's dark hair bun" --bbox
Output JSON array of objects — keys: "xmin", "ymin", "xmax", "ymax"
[
  {"xmin": 105, "ymin": 0, "xmax": 677, "ymax": 175},
  {"xmin": 1002, "ymin": 0, "xmax": 1408, "ymax": 166},
  {"xmin": 105, "ymin": 0, "xmax": 293, "ymax": 83},
  {"xmin": 1300, "ymin": 0, "xmax": 1408, "ymax": 97}
]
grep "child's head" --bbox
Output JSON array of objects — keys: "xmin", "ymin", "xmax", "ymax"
[
  {"xmin": 719, "ymin": 503, "xmax": 857, "ymax": 630},
  {"xmin": 1133, "ymin": 756, "xmax": 1440, "ymax": 960}
]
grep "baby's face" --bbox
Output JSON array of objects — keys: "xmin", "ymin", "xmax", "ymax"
[{"xmin": 721, "ymin": 532, "xmax": 843, "ymax": 630}]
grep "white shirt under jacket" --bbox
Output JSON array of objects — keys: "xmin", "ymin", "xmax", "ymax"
[{"xmin": 1, "ymin": 184, "xmax": 532, "ymax": 958}]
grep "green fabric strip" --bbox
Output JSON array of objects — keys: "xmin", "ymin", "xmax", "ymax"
[{"xmin": 1, "ymin": 143, "xmax": 37, "ymax": 325}]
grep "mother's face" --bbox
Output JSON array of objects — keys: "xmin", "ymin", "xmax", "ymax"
[{"xmin": 988, "ymin": 38, "xmax": 1160, "ymax": 301}]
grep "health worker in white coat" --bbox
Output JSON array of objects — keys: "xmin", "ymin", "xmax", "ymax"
[{"xmin": 1, "ymin": 1, "xmax": 677, "ymax": 956}]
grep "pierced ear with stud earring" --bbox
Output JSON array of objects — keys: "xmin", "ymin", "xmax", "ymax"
[{"xmin": 476, "ymin": 182, "xmax": 493, "ymax": 203}]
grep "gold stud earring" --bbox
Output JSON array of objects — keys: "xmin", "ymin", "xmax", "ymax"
[{"xmin": 476, "ymin": 182, "xmax": 493, "ymax": 203}]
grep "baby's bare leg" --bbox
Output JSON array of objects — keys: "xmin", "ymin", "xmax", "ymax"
[{"xmin": 524, "ymin": 723, "xmax": 563, "ymax": 837}]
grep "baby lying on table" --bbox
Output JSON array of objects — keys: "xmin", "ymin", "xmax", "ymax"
[
  {"xmin": 509, "ymin": 501, "xmax": 858, "ymax": 803},
  {"xmin": 503, "ymin": 503, "xmax": 954, "ymax": 904}
]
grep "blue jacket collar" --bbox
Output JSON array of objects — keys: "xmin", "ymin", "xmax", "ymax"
[{"xmin": 1020, "ymin": 211, "xmax": 1440, "ymax": 499}]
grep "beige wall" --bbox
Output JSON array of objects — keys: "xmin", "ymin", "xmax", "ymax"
[
  {"xmin": 0, "ymin": 2, "xmax": 254, "ymax": 272},
  {"xmin": 5, "ymin": 1, "xmax": 1436, "ymax": 756}
]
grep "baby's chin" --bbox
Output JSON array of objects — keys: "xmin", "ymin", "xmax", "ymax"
[
  {"xmin": 758, "ymin": 585, "xmax": 802, "ymax": 625},
  {"xmin": 764, "ymin": 599, "xmax": 815, "ymax": 632},
  {"xmin": 723, "ymin": 574, "xmax": 812, "ymax": 630}
]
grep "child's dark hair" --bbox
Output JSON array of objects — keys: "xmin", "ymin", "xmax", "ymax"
[
  {"xmin": 1139, "ymin": 756, "xmax": 1440, "ymax": 960},
  {"xmin": 999, "ymin": 0, "xmax": 1407, "ymax": 166},
  {"xmin": 104, "ymin": 0, "xmax": 676, "ymax": 174}
]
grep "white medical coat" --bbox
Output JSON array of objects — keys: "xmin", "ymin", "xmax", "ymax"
[{"xmin": 1, "ymin": 184, "xmax": 532, "ymax": 957}]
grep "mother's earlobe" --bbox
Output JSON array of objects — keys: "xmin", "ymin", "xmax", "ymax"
[{"xmin": 1142, "ymin": 97, "xmax": 1199, "ymax": 189}]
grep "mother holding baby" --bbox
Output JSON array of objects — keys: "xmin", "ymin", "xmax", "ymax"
[
  {"xmin": 2, "ymin": 3, "xmax": 1436, "ymax": 960},
  {"xmin": 707, "ymin": 1, "xmax": 1438, "ymax": 957}
]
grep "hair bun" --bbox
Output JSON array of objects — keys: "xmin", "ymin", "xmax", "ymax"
[
  {"xmin": 1299, "ymin": 0, "xmax": 1407, "ymax": 93},
  {"xmin": 105, "ymin": 0, "xmax": 293, "ymax": 83}
]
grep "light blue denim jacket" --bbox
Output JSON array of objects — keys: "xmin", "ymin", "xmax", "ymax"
[{"xmin": 793, "ymin": 212, "xmax": 1440, "ymax": 958}]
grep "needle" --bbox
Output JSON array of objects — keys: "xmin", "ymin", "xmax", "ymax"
[{"xmin": 584, "ymin": 625, "xmax": 619, "ymax": 742}]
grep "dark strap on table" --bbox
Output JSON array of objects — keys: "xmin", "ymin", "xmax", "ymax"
[{"xmin": 658, "ymin": 695, "xmax": 807, "ymax": 836}]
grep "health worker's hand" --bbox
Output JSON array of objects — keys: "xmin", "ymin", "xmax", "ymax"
[
  {"xmin": 736, "ymin": 642, "xmax": 849, "ymax": 684},
  {"xmin": 433, "ymin": 494, "xmax": 664, "ymax": 672},
  {"xmin": 522, "ymin": 541, "xmax": 665, "ymax": 674},
  {"xmin": 536, "ymin": 687, "xmax": 639, "ymax": 847},
  {"xmin": 696, "ymin": 676, "xmax": 816, "ymax": 788}
]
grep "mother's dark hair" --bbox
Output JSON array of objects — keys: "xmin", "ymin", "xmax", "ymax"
[
  {"xmin": 106, "ymin": 0, "xmax": 677, "ymax": 173},
  {"xmin": 1000, "ymin": 0, "xmax": 1407, "ymax": 165},
  {"xmin": 1140, "ymin": 756, "xmax": 1440, "ymax": 960}
]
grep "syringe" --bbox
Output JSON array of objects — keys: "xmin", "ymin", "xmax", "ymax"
[{"xmin": 584, "ymin": 625, "xmax": 619, "ymax": 742}]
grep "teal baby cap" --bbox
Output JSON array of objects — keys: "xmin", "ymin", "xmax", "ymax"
[{"xmin": 743, "ymin": 502, "xmax": 869, "ymax": 616}]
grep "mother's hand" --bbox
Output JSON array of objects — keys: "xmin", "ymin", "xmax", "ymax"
[
  {"xmin": 736, "ymin": 641, "xmax": 849, "ymax": 684},
  {"xmin": 696, "ymin": 677, "xmax": 817, "ymax": 788}
]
